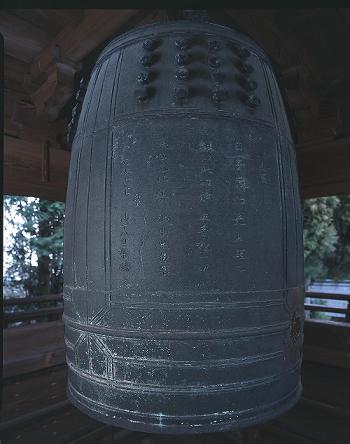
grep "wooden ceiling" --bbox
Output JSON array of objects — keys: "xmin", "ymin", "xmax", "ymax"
[{"xmin": 3, "ymin": 9, "xmax": 350, "ymax": 201}]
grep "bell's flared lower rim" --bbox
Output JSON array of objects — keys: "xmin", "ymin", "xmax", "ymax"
[
  {"xmin": 67, "ymin": 380, "xmax": 302, "ymax": 435},
  {"xmin": 95, "ymin": 20, "xmax": 271, "ymax": 69}
]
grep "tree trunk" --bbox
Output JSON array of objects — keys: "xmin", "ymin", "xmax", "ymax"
[{"xmin": 37, "ymin": 200, "xmax": 51, "ymax": 296}]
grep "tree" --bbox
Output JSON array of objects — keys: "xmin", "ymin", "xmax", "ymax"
[
  {"xmin": 303, "ymin": 196, "xmax": 339, "ymax": 282},
  {"xmin": 4, "ymin": 196, "xmax": 65, "ymax": 297},
  {"xmin": 303, "ymin": 195, "xmax": 350, "ymax": 283},
  {"xmin": 326, "ymin": 196, "xmax": 350, "ymax": 280},
  {"xmin": 4, "ymin": 194, "xmax": 350, "ymax": 295}
]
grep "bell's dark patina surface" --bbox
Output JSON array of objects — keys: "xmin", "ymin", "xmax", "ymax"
[{"xmin": 63, "ymin": 20, "xmax": 304, "ymax": 434}]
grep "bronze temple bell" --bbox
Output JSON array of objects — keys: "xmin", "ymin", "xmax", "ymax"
[{"xmin": 63, "ymin": 16, "xmax": 304, "ymax": 434}]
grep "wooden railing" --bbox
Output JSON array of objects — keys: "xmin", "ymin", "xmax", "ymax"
[
  {"xmin": 305, "ymin": 291, "xmax": 350, "ymax": 322},
  {"xmin": 4, "ymin": 294, "xmax": 63, "ymax": 328},
  {"xmin": 3, "ymin": 291, "xmax": 350, "ymax": 328}
]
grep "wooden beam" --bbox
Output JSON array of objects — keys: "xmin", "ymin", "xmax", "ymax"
[
  {"xmin": 30, "ymin": 9, "xmax": 143, "ymax": 78},
  {"xmin": 30, "ymin": 61, "xmax": 76, "ymax": 121},
  {"xmin": 5, "ymin": 307, "xmax": 63, "ymax": 324},
  {"xmin": 303, "ymin": 318, "xmax": 350, "ymax": 369},
  {"xmin": 0, "ymin": 11, "xmax": 52, "ymax": 63},
  {"xmin": 297, "ymin": 137, "xmax": 350, "ymax": 198},
  {"xmin": 5, "ymin": 133, "xmax": 349, "ymax": 203},
  {"xmin": 304, "ymin": 304, "xmax": 349, "ymax": 315},
  {"xmin": 5, "ymin": 126, "xmax": 349, "ymax": 202},
  {"xmin": 10, "ymin": 9, "xmax": 83, "ymax": 36},
  {"xmin": 221, "ymin": 9, "xmax": 323, "ymax": 139},
  {"xmin": 306, "ymin": 291, "xmax": 350, "ymax": 301},
  {"xmin": 4, "ymin": 87, "xmax": 68, "ymax": 144},
  {"xmin": 27, "ymin": 9, "xmax": 145, "ymax": 120},
  {"xmin": 4, "ymin": 135, "xmax": 70, "ymax": 201},
  {"xmin": 3, "ymin": 294, "xmax": 63, "ymax": 306},
  {"xmin": 4, "ymin": 55, "xmax": 28, "ymax": 91},
  {"xmin": 223, "ymin": 9, "xmax": 300, "ymax": 67}
]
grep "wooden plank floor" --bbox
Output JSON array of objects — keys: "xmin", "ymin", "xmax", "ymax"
[
  {"xmin": 2, "ymin": 319, "xmax": 350, "ymax": 443},
  {"xmin": 3, "ymin": 321, "xmax": 65, "ymax": 378},
  {"xmin": 2, "ymin": 362, "xmax": 350, "ymax": 444},
  {"xmin": 0, "ymin": 365, "xmax": 239, "ymax": 443}
]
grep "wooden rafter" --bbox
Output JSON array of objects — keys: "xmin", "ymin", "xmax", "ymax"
[
  {"xmin": 31, "ymin": 10, "xmax": 143, "ymax": 76},
  {"xmin": 28, "ymin": 9, "xmax": 146, "ymax": 121},
  {"xmin": 2, "ymin": 9, "xmax": 350, "ymax": 201}
]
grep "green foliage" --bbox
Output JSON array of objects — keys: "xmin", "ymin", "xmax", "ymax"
[
  {"xmin": 303, "ymin": 195, "xmax": 350, "ymax": 282},
  {"xmin": 4, "ymin": 194, "xmax": 350, "ymax": 295},
  {"xmin": 4, "ymin": 196, "xmax": 65, "ymax": 296},
  {"xmin": 326, "ymin": 196, "xmax": 350, "ymax": 280},
  {"xmin": 303, "ymin": 196, "xmax": 339, "ymax": 281}
]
